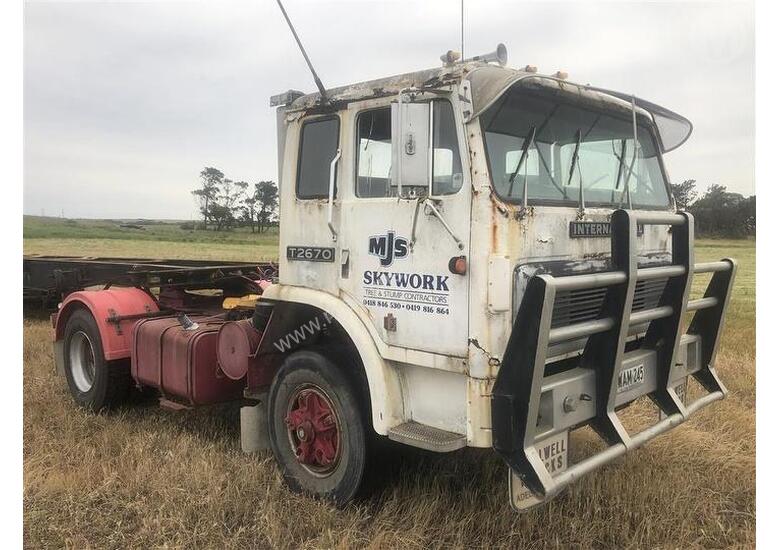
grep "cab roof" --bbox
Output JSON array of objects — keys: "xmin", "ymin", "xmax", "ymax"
[{"xmin": 279, "ymin": 62, "xmax": 692, "ymax": 153}]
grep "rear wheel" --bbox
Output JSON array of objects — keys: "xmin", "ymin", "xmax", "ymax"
[
  {"xmin": 62, "ymin": 309, "xmax": 131, "ymax": 411},
  {"xmin": 268, "ymin": 350, "xmax": 367, "ymax": 507}
]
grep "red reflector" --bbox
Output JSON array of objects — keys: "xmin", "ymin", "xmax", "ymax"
[{"xmin": 449, "ymin": 256, "xmax": 468, "ymax": 275}]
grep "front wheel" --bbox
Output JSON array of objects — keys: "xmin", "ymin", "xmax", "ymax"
[{"xmin": 268, "ymin": 350, "xmax": 367, "ymax": 507}]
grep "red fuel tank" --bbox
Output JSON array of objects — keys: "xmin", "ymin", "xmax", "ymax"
[
  {"xmin": 217, "ymin": 319, "xmax": 262, "ymax": 381},
  {"xmin": 132, "ymin": 316, "xmax": 244, "ymax": 406}
]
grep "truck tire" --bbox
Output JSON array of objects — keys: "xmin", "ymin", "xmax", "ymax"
[
  {"xmin": 268, "ymin": 350, "xmax": 367, "ymax": 507},
  {"xmin": 62, "ymin": 308, "xmax": 131, "ymax": 411}
]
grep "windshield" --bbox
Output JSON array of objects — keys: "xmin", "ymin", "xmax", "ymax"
[{"xmin": 482, "ymin": 86, "xmax": 671, "ymax": 208}]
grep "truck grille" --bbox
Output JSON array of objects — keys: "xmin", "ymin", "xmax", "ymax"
[{"xmin": 551, "ymin": 278, "xmax": 667, "ymax": 329}]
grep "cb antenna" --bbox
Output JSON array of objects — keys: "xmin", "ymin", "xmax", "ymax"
[
  {"xmin": 275, "ymin": 0, "xmax": 329, "ymax": 103},
  {"xmin": 461, "ymin": 0, "xmax": 464, "ymax": 58}
]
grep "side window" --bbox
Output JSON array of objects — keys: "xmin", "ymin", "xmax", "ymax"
[
  {"xmin": 431, "ymin": 100, "xmax": 463, "ymax": 196},
  {"xmin": 356, "ymin": 101, "xmax": 464, "ymax": 198},
  {"xmin": 356, "ymin": 108, "xmax": 392, "ymax": 198},
  {"xmin": 296, "ymin": 117, "xmax": 340, "ymax": 199}
]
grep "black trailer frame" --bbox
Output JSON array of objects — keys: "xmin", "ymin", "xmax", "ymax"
[{"xmin": 23, "ymin": 255, "xmax": 278, "ymax": 306}]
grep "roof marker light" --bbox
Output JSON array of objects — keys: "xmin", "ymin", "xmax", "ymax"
[{"xmin": 440, "ymin": 50, "xmax": 462, "ymax": 66}]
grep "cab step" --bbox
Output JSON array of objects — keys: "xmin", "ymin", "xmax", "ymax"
[{"xmin": 387, "ymin": 421, "xmax": 466, "ymax": 452}]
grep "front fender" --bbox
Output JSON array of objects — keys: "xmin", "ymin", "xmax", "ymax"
[{"xmin": 261, "ymin": 284, "xmax": 404, "ymax": 435}]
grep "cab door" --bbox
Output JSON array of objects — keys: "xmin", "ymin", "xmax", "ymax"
[
  {"xmin": 338, "ymin": 97, "xmax": 471, "ymax": 357},
  {"xmin": 278, "ymin": 114, "xmax": 342, "ymax": 294}
]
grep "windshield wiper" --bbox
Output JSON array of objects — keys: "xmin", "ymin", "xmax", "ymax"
[
  {"xmin": 565, "ymin": 129, "xmax": 583, "ymax": 213},
  {"xmin": 566, "ymin": 129, "xmax": 582, "ymax": 187},
  {"xmin": 507, "ymin": 126, "xmax": 537, "ymax": 199},
  {"xmin": 613, "ymin": 139, "xmax": 634, "ymax": 209},
  {"xmin": 565, "ymin": 115, "xmax": 599, "ymax": 209},
  {"xmin": 613, "ymin": 139, "xmax": 627, "ymax": 203}
]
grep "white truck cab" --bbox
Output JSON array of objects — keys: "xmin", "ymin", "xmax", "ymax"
[{"xmin": 260, "ymin": 46, "xmax": 735, "ymax": 509}]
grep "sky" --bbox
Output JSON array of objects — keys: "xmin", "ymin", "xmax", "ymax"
[{"xmin": 23, "ymin": 0, "xmax": 755, "ymax": 220}]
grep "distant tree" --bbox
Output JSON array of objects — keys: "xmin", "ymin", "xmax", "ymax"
[
  {"xmin": 671, "ymin": 179, "xmax": 698, "ymax": 211},
  {"xmin": 192, "ymin": 167, "xmax": 223, "ymax": 230},
  {"xmin": 737, "ymin": 194, "xmax": 756, "ymax": 235},
  {"xmin": 230, "ymin": 180, "xmax": 250, "ymax": 223},
  {"xmin": 254, "ymin": 181, "xmax": 278, "ymax": 233},
  {"xmin": 689, "ymin": 184, "xmax": 755, "ymax": 237},
  {"xmin": 191, "ymin": 169, "xmax": 277, "ymax": 233},
  {"xmin": 210, "ymin": 179, "xmax": 248, "ymax": 231},
  {"xmin": 242, "ymin": 195, "xmax": 258, "ymax": 233},
  {"xmin": 209, "ymin": 203, "xmax": 232, "ymax": 231}
]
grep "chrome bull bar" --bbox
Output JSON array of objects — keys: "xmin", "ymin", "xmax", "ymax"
[{"xmin": 491, "ymin": 209, "xmax": 737, "ymax": 502}]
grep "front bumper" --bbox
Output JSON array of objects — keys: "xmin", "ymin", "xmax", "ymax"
[{"xmin": 491, "ymin": 210, "xmax": 736, "ymax": 509}]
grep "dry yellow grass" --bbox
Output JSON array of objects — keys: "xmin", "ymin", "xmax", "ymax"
[
  {"xmin": 23, "ymin": 239, "xmax": 755, "ymax": 549},
  {"xmin": 23, "ymin": 237, "xmax": 279, "ymax": 262}
]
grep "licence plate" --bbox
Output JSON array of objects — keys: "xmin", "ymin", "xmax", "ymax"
[
  {"xmin": 617, "ymin": 363, "xmax": 645, "ymax": 394},
  {"xmin": 509, "ymin": 431, "xmax": 569, "ymax": 511},
  {"xmin": 286, "ymin": 246, "xmax": 335, "ymax": 262}
]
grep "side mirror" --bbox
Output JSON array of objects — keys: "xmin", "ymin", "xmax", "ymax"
[{"xmin": 391, "ymin": 101, "xmax": 431, "ymax": 196}]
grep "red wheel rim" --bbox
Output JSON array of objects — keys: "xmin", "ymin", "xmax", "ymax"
[{"xmin": 284, "ymin": 385, "xmax": 341, "ymax": 476}]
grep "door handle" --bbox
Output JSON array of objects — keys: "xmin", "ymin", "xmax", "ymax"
[{"xmin": 327, "ymin": 149, "xmax": 341, "ymax": 241}]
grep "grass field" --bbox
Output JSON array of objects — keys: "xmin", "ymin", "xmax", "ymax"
[
  {"xmin": 23, "ymin": 215, "xmax": 280, "ymax": 261},
  {"xmin": 23, "ymin": 217, "xmax": 755, "ymax": 548}
]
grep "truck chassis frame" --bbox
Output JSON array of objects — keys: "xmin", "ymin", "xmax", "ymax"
[{"xmin": 23, "ymin": 255, "xmax": 277, "ymax": 306}]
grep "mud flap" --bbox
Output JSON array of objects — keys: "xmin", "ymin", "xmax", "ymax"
[
  {"xmin": 241, "ymin": 395, "xmax": 271, "ymax": 453},
  {"xmin": 509, "ymin": 431, "xmax": 569, "ymax": 511}
]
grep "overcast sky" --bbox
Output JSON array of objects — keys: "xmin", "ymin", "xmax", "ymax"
[{"xmin": 24, "ymin": 0, "xmax": 754, "ymax": 220}]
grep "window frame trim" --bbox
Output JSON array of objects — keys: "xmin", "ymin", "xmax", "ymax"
[{"xmin": 295, "ymin": 114, "xmax": 341, "ymax": 200}]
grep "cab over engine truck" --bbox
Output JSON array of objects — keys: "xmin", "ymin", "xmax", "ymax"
[{"xmin": 36, "ymin": 44, "xmax": 736, "ymax": 510}]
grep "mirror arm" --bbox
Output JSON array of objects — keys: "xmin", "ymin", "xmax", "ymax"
[
  {"xmin": 422, "ymin": 198, "xmax": 464, "ymax": 250},
  {"xmin": 327, "ymin": 148, "xmax": 341, "ymax": 241},
  {"xmin": 427, "ymin": 102, "xmax": 434, "ymax": 196},
  {"xmin": 395, "ymin": 92, "xmax": 405, "ymax": 197},
  {"xmin": 409, "ymin": 197, "xmax": 424, "ymax": 250},
  {"xmin": 617, "ymin": 98, "xmax": 638, "ymax": 210},
  {"xmin": 626, "ymin": 95, "xmax": 636, "ymax": 209}
]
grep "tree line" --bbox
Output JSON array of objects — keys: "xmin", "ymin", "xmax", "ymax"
[
  {"xmin": 191, "ymin": 167, "xmax": 278, "ymax": 232},
  {"xmin": 190, "ymin": 168, "xmax": 753, "ymax": 238},
  {"xmin": 671, "ymin": 180, "xmax": 755, "ymax": 238}
]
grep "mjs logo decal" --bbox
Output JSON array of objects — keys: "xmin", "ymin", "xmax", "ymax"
[
  {"xmin": 363, "ymin": 230, "xmax": 450, "ymax": 316},
  {"xmin": 368, "ymin": 231, "xmax": 409, "ymax": 267}
]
